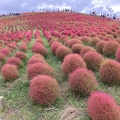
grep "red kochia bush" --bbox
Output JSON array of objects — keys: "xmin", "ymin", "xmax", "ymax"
[
  {"xmin": 102, "ymin": 41, "xmax": 119, "ymax": 57},
  {"xmin": 87, "ymin": 91, "xmax": 120, "ymax": 120},
  {"xmin": 90, "ymin": 37, "xmax": 100, "ymax": 46},
  {"xmin": 19, "ymin": 43, "xmax": 28, "ymax": 52},
  {"xmin": 62, "ymin": 54, "xmax": 86, "ymax": 76},
  {"xmin": 71, "ymin": 44, "xmax": 84, "ymax": 54},
  {"xmin": 80, "ymin": 46, "xmax": 96, "ymax": 57},
  {"xmin": 31, "ymin": 53, "xmax": 44, "ymax": 60},
  {"xmin": 99, "ymin": 60, "xmax": 120, "ymax": 85},
  {"xmin": 55, "ymin": 46, "xmax": 72, "ymax": 60},
  {"xmin": 6, "ymin": 57, "xmax": 23, "ymax": 68},
  {"xmin": 27, "ymin": 62, "xmax": 54, "ymax": 80},
  {"xmin": 69, "ymin": 68, "xmax": 98, "ymax": 96},
  {"xmin": 0, "ymin": 52, "xmax": 6, "ymax": 61},
  {"xmin": 51, "ymin": 41, "xmax": 61, "ymax": 54},
  {"xmin": 32, "ymin": 44, "xmax": 48, "ymax": 56},
  {"xmin": 1, "ymin": 48, "xmax": 11, "ymax": 56},
  {"xmin": 115, "ymin": 47, "xmax": 120, "ymax": 62},
  {"xmin": 67, "ymin": 39, "xmax": 81, "ymax": 48},
  {"xmin": 28, "ymin": 57, "xmax": 47, "ymax": 65},
  {"xmin": 15, "ymin": 52, "xmax": 26, "ymax": 60},
  {"xmin": 1, "ymin": 64, "xmax": 19, "ymax": 81},
  {"xmin": 29, "ymin": 75, "xmax": 60, "ymax": 105},
  {"xmin": 83, "ymin": 51, "xmax": 104, "ymax": 71},
  {"xmin": 96, "ymin": 41, "xmax": 106, "ymax": 53}
]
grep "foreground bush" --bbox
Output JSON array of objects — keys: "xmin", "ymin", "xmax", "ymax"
[
  {"xmin": 87, "ymin": 91, "xmax": 120, "ymax": 120},
  {"xmin": 55, "ymin": 46, "xmax": 72, "ymax": 60},
  {"xmin": 80, "ymin": 46, "xmax": 96, "ymax": 57},
  {"xmin": 62, "ymin": 54, "xmax": 86, "ymax": 76},
  {"xmin": 1, "ymin": 64, "xmax": 19, "ymax": 81},
  {"xmin": 83, "ymin": 51, "xmax": 104, "ymax": 71},
  {"xmin": 102, "ymin": 41, "xmax": 119, "ymax": 57},
  {"xmin": 99, "ymin": 60, "xmax": 120, "ymax": 85},
  {"xmin": 69, "ymin": 68, "xmax": 98, "ymax": 96},
  {"xmin": 96, "ymin": 41, "xmax": 106, "ymax": 53},
  {"xmin": 6, "ymin": 57, "xmax": 23, "ymax": 68},
  {"xmin": 27, "ymin": 62, "xmax": 54, "ymax": 80},
  {"xmin": 115, "ymin": 47, "xmax": 120, "ymax": 62},
  {"xmin": 29, "ymin": 75, "xmax": 60, "ymax": 105},
  {"xmin": 15, "ymin": 52, "xmax": 26, "ymax": 60},
  {"xmin": 71, "ymin": 44, "xmax": 84, "ymax": 54}
]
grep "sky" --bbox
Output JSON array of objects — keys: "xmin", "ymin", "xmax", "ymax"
[{"xmin": 0, "ymin": 0, "xmax": 120, "ymax": 16}]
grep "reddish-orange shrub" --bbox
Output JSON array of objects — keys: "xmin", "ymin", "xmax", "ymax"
[
  {"xmin": 99, "ymin": 60, "xmax": 120, "ymax": 85},
  {"xmin": 96, "ymin": 41, "xmax": 106, "ymax": 53},
  {"xmin": 80, "ymin": 46, "xmax": 96, "ymax": 57},
  {"xmin": 83, "ymin": 51, "xmax": 104, "ymax": 71},
  {"xmin": 15, "ymin": 52, "xmax": 26, "ymax": 60},
  {"xmin": 71, "ymin": 44, "xmax": 84, "ymax": 54},
  {"xmin": 87, "ymin": 91, "xmax": 120, "ymax": 120},
  {"xmin": 62, "ymin": 54, "xmax": 86, "ymax": 76},
  {"xmin": 102, "ymin": 41, "xmax": 119, "ymax": 57},
  {"xmin": 69, "ymin": 68, "xmax": 98, "ymax": 96},
  {"xmin": 6, "ymin": 57, "xmax": 23, "ymax": 68},
  {"xmin": 1, "ymin": 64, "xmax": 19, "ymax": 81},
  {"xmin": 55, "ymin": 46, "xmax": 72, "ymax": 60},
  {"xmin": 27, "ymin": 62, "xmax": 54, "ymax": 80},
  {"xmin": 29, "ymin": 75, "xmax": 60, "ymax": 105},
  {"xmin": 115, "ymin": 47, "xmax": 120, "ymax": 62}
]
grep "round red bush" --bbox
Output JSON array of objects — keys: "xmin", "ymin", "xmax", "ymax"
[
  {"xmin": 15, "ymin": 52, "xmax": 26, "ymax": 60},
  {"xmin": 96, "ymin": 41, "xmax": 106, "ymax": 53},
  {"xmin": 1, "ymin": 48, "xmax": 11, "ymax": 56},
  {"xmin": 32, "ymin": 53, "xmax": 44, "ymax": 60},
  {"xmin": 99, "ymin": 60, "xmax": 120, "ymax": 85},
  {"xmin": 0, "ymin": 52, "xmax": 6, "ymax": 61},
  {"xmin": 71, "ymin": 44, "xmax": 84, "ymax": 54},
  {"xmin": 90, "ymin": 37, "xmax": 100, "ymax": 46},
  {"xmin": 1, "ymin": 64, "xmax": 19, "ymax": 81},
  {"xmin": 62, "ymin": 54, "xmax": 86, "ymax": 76},
  {"xmin": 83, "ymin": 51, "xmax": 104, "ymax": 71},
  {"xmin": 32, "ymin": 44, "xmax": 48, "ymax": 56},
  {"xmin": 19, "ymin": 43, "xmax": 28, "ymax": 52},
  {"xmin": 80, "ymin": 46, "xmax": 96, "ymax": 57},
  {"xmin": 116, "ymin": 47, "xmax": 120, "ymax": 62},
  {"xmin": 51, "ymin": 41, "xmax": 61, "ymax": 54},
  {"xmin": 55, "ymin": 46, "xmax": 72, "ymax": 60},
  {"xmin": 6, "ymin": 57, "xmax": 23, "ymax": 68},
  {"xmin": 27, "ymin": 62, "xmax": 54, "ymax": 80},
  {"xmin": 87, "ymin": 91, "xmax": 120, "ymax": 120},
  {"xmin": 28, "ymin": 57, "xmax": 46, "ymax": 65},
  {"xmin": 102, "ymin": 41, "xmax": 119, "ymax": 57},
  {"xmin": 80, "ymin": 36, "xmax": 91, "ymax": 44},
  {"xmin": 67, "ymin": 39, "xmax": 81, "ymax": 48},
  {"xmin": 29, "ymin": 75, "xmax": 60, "ymax": 105},
  {"xmin": 69, "ymin": 68, "xmax": 98, "ymax": 96}
]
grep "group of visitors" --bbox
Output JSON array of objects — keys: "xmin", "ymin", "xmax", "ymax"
[{"xmin": 90, "ymin": 11, "xmax": 120, "ymax": 20}]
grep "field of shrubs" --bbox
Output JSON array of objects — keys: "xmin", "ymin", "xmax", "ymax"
[{"xmin": 0, "ymin": 12, "xmax": 120, "ymax": 120}]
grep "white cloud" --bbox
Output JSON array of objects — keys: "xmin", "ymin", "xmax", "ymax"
[{"xmin": 21, "ymin": 2, "xmax": 27, "ymax": 8}]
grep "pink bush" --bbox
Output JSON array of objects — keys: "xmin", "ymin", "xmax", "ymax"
[
  {"xmin": 115, "ymin": 47, "xmax": 120, "ymax": 62},
  {"xmin": 103, "ymin": 41, "xmax": 119, "ymax": 57},
  {"xmin": 69, "ymin": 68, "xmax": 98, "ymax": 96},
  {"xmin": 29, "ymin": 75, "xmax": 60, "ymax": 105},
  {"xmin": 55, "ymin": 46, "xmax": 72, "ymax": 60},
  {"xmin": 27, "ymin": 62, "xmax": 54, "ymax": 80},
  {"xmin": 99, "ymin": 60, "xmax": 120, "ymax": 85},
  {"xmin": 62, "ymin": 54, "xmax": 86, "ymax": 76},
  {"xmin": 1, "ymin": 64, "xmax": 19, "ymax": 81},
  {"xmin": 6, "ymin": 57, "xmax": 23, "ymax": 68},
  {"xmin": 87, "ymin": 91, "xmax": 120, "ymax": 120},
  {"xmin": 83, "ymin": 51, "xmax": 104, "ymax": 71}
]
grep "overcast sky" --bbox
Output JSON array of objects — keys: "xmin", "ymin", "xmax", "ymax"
[{"xmin": 0, "ymin": 0, "xmax": 120, "ymax": 15}]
